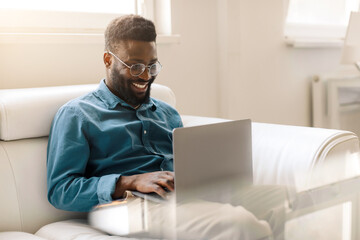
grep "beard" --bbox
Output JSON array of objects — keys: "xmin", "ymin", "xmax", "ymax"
[{"xmin": 110, "ymin": 67, "xmax": 155, "ymax": 107}]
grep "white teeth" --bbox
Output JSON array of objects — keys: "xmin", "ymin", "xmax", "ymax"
[{"xmin": 132, "ymin": 83, "xmax": 147, "ymax": 89}]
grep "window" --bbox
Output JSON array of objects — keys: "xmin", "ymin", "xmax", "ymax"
[
  {"xmin": 0, "ymin": 0, "xmax": 171, "ymax": 34},
  {"xmin": 285, "ymin": 0, "xmax": 360, "ymax": 40},
  {"xmin": 0, "ymin": 0, "xmax": 136, "ymax": 14}
]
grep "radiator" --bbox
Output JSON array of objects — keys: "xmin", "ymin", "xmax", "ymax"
[{"xmin": 312, "ymin": 69, "xmax": 360, "ymax": 137}]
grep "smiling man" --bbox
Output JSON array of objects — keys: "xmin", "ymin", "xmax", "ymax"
[
  {"xmin": 47, "ymin": 15, "xmax": 276, "ymax": 240},
  {"xmin": 47, "ymin": 15, "xmax": 179, "ymax": 212}
]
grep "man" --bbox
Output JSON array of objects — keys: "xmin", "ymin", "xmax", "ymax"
[
  {"xmin": 47, "ymin": 15, "xmax": 181, "ymax": 213},
  {"xmin": 47, "ymin": 15, "xmax": 278, "ymax": 239}
]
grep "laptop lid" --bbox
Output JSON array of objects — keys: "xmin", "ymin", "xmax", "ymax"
[{"xmin": 173, "ymin": 119, "xmax": 253, "ymax": 203}]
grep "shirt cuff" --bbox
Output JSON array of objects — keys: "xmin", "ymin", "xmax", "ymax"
[{"xmin": 97, "ymin": 174, "xmax": 121, "ymax": 204}]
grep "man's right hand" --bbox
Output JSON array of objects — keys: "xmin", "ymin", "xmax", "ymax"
[{"xmin": 112, "ymin": 171, "xmax": 174, "ymax": 200}]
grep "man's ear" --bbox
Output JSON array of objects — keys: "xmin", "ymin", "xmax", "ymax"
[{"xmin": 103, "ymin": 52, "xmax": 112, "ymax": 68}]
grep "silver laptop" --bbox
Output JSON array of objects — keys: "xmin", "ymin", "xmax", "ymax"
[
  {"xmin": 172, "ymin": 119, "xmax": 253, "ymax": 203},
  {"xmin": 132, "ymin": 119, "xmax": 253, "ymax": 203}
]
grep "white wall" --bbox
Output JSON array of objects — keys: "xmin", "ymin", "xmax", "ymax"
[
  {"xmin": 217, "ymin": 0, "xmax": 343, "ymax": 126},
  {"xmin": 0, "ymin": 37, "xmax": 105, "ymax": 88},
  {"xmin": 0, "ymin": 0, "xmax": 346, "ymax": 126},
  {"xmin": 152, "ymin": 0, "xmax": 219, "ymax": 117}
]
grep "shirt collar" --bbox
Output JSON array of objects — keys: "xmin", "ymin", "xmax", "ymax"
[{"xmin": 95, "ymin": 79, "xmax": 157, "ymax": 111}]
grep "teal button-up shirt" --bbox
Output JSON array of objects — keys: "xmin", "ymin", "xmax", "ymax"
[{"xmin": 47, "ymin": 80, "xmax": 183, "ymax": 212}]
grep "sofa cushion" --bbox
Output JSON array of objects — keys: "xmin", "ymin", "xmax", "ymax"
[
  {"xmin": 35, "ymin": 219, "xmax": 141, "ymax": 240},
  {"xmin": 0, "ymin": 83, "xmax": 176, "ymax": 141},
  {"xmin": 0, "ymin": 138, "xmax": 86, "ymax": 233},
  {"xmin": 0, "ymin": 232, "xmax": 47, "ymax": 240}
]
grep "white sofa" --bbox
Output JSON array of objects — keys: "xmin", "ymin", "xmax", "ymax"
[{"xmin": 1, "ymin": 83, "xmax": 360, "ymax": 239}]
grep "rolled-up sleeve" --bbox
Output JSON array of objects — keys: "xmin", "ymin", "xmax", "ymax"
[{"xmin": 47, "ymin": 106, "xmax": 120, "ymax": 212}]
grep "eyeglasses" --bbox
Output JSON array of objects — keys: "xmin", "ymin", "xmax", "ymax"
[{"xmin": 107, "ymin": 51, "xmax": 162, "ymax": 77}]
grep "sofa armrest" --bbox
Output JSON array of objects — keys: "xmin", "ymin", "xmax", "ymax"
[
  {"xmin": 181, "ymin": 115, "xmax": 360, "ymax": 194},
  {"xmin": 181, "ymin": 115, "xmax": 230, "ymax": 127},
  {"xmin": 252, "ymin": 122, "xmax": 360, "ymax": 193}
]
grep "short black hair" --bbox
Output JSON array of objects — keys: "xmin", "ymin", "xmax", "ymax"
[{"xmin": 105, "ymin": 15, "xmax": 157, "ymax": 52}]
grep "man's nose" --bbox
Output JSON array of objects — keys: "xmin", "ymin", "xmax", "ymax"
[{"xmin": 138, "ymin": 68, "xmax": 151, "ymax": 81}]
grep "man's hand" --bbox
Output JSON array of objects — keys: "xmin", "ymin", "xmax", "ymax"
[{"xmin": 112, "ymin": 171, "xmax": 174, "ymax": 200}]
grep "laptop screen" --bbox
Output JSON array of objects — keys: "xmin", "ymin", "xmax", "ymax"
[{"xmin": 173, "ymin": 119, "xmax": 253, "ymax": 202}]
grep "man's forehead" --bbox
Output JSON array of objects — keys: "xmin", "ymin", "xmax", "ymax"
[{"xmin": 115, "ymin": 40, "xmax": 157, "ymax": 59}]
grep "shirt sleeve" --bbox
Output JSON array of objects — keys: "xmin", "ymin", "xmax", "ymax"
[
  {"xmin": 177, "ymin": 111, "xmax": 184, "ymax": 128},
  {"xmin": 171, "ymin": 106, "xmax": 183, "ymax": 129},
  {"xmin": 47, "ymin": 106, "xmax": 120, "ymax": 212}
]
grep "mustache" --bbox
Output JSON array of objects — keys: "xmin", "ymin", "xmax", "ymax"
[{"xmin": 130, "ymin": 77, "xmax": 155, "ymax": 84}]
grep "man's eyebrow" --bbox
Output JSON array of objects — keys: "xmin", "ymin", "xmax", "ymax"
[{"xmin": 128, "ymin": 58, "xmax": 158, "ymax": 63}]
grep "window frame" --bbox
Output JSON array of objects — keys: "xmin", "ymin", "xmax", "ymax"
[
  {"xmin": 0, "ymin": 0, "xmax": 179, "ymax": 44},
  {"xmin": 0, "ymin": 9, "xmax": 125, "ymax": 34},
  {"xmin": 0, "ymin": 0, "xmax": 171, "ymax": 34}
]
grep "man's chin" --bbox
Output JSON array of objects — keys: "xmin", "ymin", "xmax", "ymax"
[
  {"xmin": 137, "ymin": 88, "xmax": 151, "ymax": 104},
  {"xmin": 137, "ymin": 95, "xmax": 150, "ymax": 105},
  {"xmin": 129, "ymin": 93, "xmax": 150, "ymax": 107}
]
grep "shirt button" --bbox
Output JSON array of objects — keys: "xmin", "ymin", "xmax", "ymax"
[{"xmin": 144, "ymin": 130, "xmax": 147, "ymax": 134}]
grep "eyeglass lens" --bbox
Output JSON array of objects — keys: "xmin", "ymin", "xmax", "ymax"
[{"xmin": 130, "ymin": 63, "xmax": 161, "ymax": 77}]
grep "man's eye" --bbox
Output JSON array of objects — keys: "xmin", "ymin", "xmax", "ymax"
[{"xmin": 131, "ymin": 64, "xmax": 145, "ymax": 72}]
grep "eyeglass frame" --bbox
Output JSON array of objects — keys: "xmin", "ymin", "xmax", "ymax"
[{"xmin": 106, "ymin": 51, "xmax": 162, "ymax": 77}]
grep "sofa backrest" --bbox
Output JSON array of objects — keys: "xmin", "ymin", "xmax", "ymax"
[
  {"xmin": 0, "ymin": 83, "xmax": 176, "ymax": 141},
  {"xmin": 0, "ymin": 83, "xmax": 177, "ymax": 233}
]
